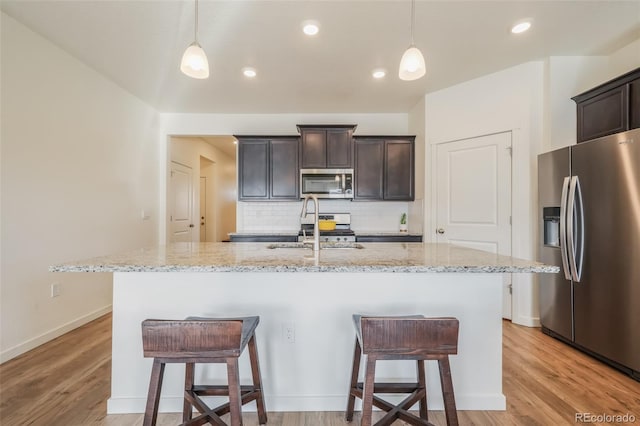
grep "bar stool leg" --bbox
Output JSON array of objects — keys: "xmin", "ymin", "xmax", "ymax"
[
  {"xmin": 226, "ymin": 357, "xmax": 243, "ymax": 426},
  {"xmin": 183, "ymin": 362, "xmax": 195, "ymax": 422},
  {"xmin": 247, "ymin": 333, "xmax": 268, "ymax": 425},
  {"xmin": 345, "ymin": 338, "xmax": 362, "ymax": 422},
  {"xmin": 360, "ymin": 355, "xmax": 377, "ymax": 426},
  {"xmin": 417, "ymin": 359, "xmax": 428, "ymax": 420},
  {"xmin": 438, "ymin": 356, "xmax": 458, "ymax": 426},
  {"xmin": 143, "ymin": 359, "xmax": 165, "ymax": 426}
]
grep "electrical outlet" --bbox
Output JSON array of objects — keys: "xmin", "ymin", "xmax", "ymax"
[
  {"xmin": 51, "ymin": 282, "xmax": 60, "ymax": 298},
  {"xmin": 283, "ymin": 322, "xmax": 295, "ymax": 343}
]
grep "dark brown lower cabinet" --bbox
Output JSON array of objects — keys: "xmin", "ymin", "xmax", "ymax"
[
  {"xmin": 354, "ymin": 137, "xmax": 415, "ymax": 201},
  {"xmin": 237, "ymin": 137, "xmax": 299, "ymax": 201}
]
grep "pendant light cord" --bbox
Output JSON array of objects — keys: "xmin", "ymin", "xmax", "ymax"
[
  {"xmin": 410, "ymin": 0, "xmax": 415, "ymax": 46},
  {"xmin": 194, "ymin": 0, "xmax": 199, "ymax": 43}
]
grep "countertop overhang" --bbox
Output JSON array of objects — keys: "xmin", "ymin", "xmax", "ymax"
[{"xmin": 50, "ymin": 242, "xmax": 558, "ymax": 274}]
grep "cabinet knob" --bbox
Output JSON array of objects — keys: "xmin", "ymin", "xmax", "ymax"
[{"xmin": 436, "ymin": 228, "xmax": 445, "ymax": 234}]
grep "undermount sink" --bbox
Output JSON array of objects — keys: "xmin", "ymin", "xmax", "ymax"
[{"xmin": 267, "ymin": 242, "xmax": 364, "ymax": 250}]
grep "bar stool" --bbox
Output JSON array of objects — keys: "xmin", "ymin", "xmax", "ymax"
[
  {"xmin": 345, "ymin": 315, "xmax": 460, "ymax": 426},
  {"xmin": 141, "ymin": 316, "xmax": 267, "ymax": 426}
]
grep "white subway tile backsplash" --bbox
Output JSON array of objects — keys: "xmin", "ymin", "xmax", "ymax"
[{"xmin": 237, "ymin": 200, "xmax": 422, "ymax": 233}]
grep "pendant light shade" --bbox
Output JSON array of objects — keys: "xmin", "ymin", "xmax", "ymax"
[
  {"xmin": 181, "ymin": 0, "xmax": 209, "ymax": 79},
  {"xmin": 181, "ymin": 42, "xmax": 209, "ymax": 79},
  {"xmin": 399, "ymin": 46, "xmax": 425, "ymax": 81},
  {"xmin": 398, "ymin": 0, "xmax": 425, "ymax": 81}
]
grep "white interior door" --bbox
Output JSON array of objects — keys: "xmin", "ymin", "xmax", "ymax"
[
  {"xmin": 170, "ymin": 161, "xmax": 193, "ymax": 242},
  {"xmin": 200, "ymin": 176, "xmax": 206, "ymax": 242},
  {"xmin": 435, "ymin": 132, "xmax": 513, "ymax": 319}
]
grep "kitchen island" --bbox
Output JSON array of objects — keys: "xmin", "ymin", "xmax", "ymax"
[{"xmin": 51, "ymin": 242, "xmax": 557, "ymax": 415}]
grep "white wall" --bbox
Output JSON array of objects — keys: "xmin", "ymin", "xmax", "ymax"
[
  {"xmin": 408, "ymin": 98, "xmax": 426, "ymax": 233},
  {"xmin": 0, "ymin": 13, "xmax": 160, "ymax": 362},
  {"xmin": 543, "ymin": 56, "xmax": 608, "ymax": 151},
  {"xmin": 424, "ymin": 62, "xmax": 545, "ymax": 326},
  {"xmin": 170, "ymin": 137, "xmax": 236, "ymax": 241},
  {"xmin": 607, "ymin": 38, "xmax": 640, "ymax": 79}
]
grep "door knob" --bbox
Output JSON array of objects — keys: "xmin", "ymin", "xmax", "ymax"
[
  {"xmin": 189, "ymin": 224, "xmax": 195, "ymax": 228},
  {"xmin": 436, "ymin": 228, "xmax": 445, "ymax": 234}
]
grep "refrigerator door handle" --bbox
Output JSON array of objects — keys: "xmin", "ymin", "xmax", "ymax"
[
  {"xmin": 559, "ymin": 176, "xmax": 572, "ymax": 280},
  {"xmin": 567, "ymin": 176, "xmax": 585, "ymax": 282}
]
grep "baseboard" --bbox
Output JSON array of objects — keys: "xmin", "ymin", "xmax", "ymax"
[
  {"xmin": 0, "ymin": 305, "xmax": 112, "ymax": 363},
  {"xmin": 512, "ymin": 314, "xmax": 540, "ymax": 328},
  {"xmin": 107, "ymin": 393, "xmax": 506, "ymax": 414}
]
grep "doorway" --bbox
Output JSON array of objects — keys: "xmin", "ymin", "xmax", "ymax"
[
  {"xmin": 434, "ymin": 131, "xmax": 513, "ymax": 319},
  {"xmin": 168, "ymin": 136, "xmax": 237, "ymax": 243}
]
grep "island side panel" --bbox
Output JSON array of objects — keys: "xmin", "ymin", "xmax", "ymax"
[{"xmin": 107, "ymin": 271, "xmax": 505, "ymax": 413}]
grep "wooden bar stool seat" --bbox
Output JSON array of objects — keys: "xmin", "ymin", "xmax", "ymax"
[
  {"xmin": 345, "ymin": 315, "xmax": 460, "ymax": 426},
  {"xmin": 141, "ymin": 316, "xmax": 267, "ymax": 426}
]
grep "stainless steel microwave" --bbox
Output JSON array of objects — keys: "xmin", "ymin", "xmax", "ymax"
[{"xmin": 300, "ymin": 169, "xmax": 354, "ymax": 199}]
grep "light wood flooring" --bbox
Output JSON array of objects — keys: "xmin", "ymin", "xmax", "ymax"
[{"xmin": 1, "ymin": 314, "xmax": 639, "ymax": 425}]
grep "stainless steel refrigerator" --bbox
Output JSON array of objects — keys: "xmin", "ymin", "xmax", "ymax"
[{"xmin": 538, "ymin": 127, "xmax": 640, "ymax": 380}]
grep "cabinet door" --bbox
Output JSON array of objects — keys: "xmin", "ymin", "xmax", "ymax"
[
  {"xmin": 300, "ymin": 129, "xmax": 327, "ymax": 168},
  {"xmin": 384, "ymin": 140, "xmax": 414, "ymax": 200},
  {"xmin": 577, "ymin": 86, "xmax": 629, "ymax": 142},
  {"xmin": 326, "ymin": 128, "xmax": 352, "ymax": 168},
  {"xmin": 354, "ymin": 139, "xmax": 384, "ymax": 199},
  {"xmin": 270, "ymin": 138, "xmax": 299, "ymax": 199},
  {"xmin": 238, "ymin": 139, "xmax": 269, "ymax": 200},
  {"xmin": 630, "ymin": 78, "xmax": 640, "ymax": 130}
]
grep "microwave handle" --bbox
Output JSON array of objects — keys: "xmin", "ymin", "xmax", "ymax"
[{"xmin": 342, "ymin": 174, "xmax": 345, "ymax": 190}]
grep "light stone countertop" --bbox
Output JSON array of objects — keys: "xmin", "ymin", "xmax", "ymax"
[{"xmin": 50, "ymin": 242, "xmax": 558, "ymax": 274}]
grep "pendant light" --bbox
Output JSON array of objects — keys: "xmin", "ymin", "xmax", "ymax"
[
  {"xmin": 181, "ymin": 0, "xmax": 209, "ymax": 79},
  {"xmin": 398, "ymin": 0, "xmax": 425, "ymax": 81}
]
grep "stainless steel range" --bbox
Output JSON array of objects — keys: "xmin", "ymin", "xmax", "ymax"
[{"xmin": 298, "ymin": 213, "xmax": 355, "ymax": 243}]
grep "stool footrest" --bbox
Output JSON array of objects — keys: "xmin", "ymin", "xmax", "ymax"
[
  {"xmin": 186, "ymin": 389, "xmax": 261, "ymax": 417},
  {"xmin": 191, "ymin": 384, "xmax": 257, "ymax": 395},
  {"xmin": 354, "ymin": 381, "xmax": 422, "ymax": 394}
]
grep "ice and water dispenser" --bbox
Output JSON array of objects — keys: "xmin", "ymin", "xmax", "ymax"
[{"xmin": 543, "ymin": 207, "xmax": 560, "ymax": 247}]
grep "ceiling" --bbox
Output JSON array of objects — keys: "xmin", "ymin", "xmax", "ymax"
[{"xmin": 2, "ymin": 1, "xmax": 639, "ymax": 114}]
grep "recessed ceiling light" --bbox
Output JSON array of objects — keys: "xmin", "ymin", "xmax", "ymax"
[
  {"xmin": 302, "ymin": 20, "xmax": 319, "ymax": 36},
  {"xmin": 372, "ymin": 69, "xmax": 386, "ymax": 79},
  {"xmin": 242, "ymin": 67, "xmax": 257, "ymax": 78},
  {"xmin": 511, "ymin": 20, "xmax": 532, "ymax": 34}
]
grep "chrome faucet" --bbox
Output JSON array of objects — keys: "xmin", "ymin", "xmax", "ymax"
[{"xmin": 300, "ymin": 194, "xmax": 320, "ymax": 252}]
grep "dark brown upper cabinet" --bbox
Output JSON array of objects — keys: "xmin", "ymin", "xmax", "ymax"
[
  {"xmin": 236, "ymin": 136, "xmax": 299, "ymax": 201},
  {"xmin": 297, "ymin": 125, "xmax": 356, "ymax": 168},
  {"xmin": 354, "ymin": 139, "xmax": 384, "ymax": 199},
  {"xmin": 573, "ymin": 67, "xmax": 640, "ymax": 143},
  {"xmin": 385, "ymin": 140, "xmax": 414, "ymax": 200},
  {"xmin": 354, "ymin": 137, "xmax": 415, "ymax": 201}
]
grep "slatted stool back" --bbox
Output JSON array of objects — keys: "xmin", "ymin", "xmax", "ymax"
[
  {"xmin": 346, "ymin": 315, "xmax": 459, "ymax": 426},
  {"xmin": 141, "ymin": 316, "xmax": 267, "ymax": 426}
]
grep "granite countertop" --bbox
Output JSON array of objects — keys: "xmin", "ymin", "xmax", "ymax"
[{"xmin": 50, "ymin": 242, "xmax": 558, "ymax": 274}]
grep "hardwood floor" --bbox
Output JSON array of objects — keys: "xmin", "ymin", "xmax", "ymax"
[{"xmin": 1, "ymin": 314, "xmax": 638, "ymax": 425}]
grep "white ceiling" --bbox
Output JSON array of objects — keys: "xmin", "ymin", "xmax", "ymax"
[{"xmin": 2, "ymin": 0, "xmax": 639, "ymax": 114}]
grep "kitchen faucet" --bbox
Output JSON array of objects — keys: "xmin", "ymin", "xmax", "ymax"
[{"xmin": 300, "ymin": 194, "xmax": 320, "ymax": 252}]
